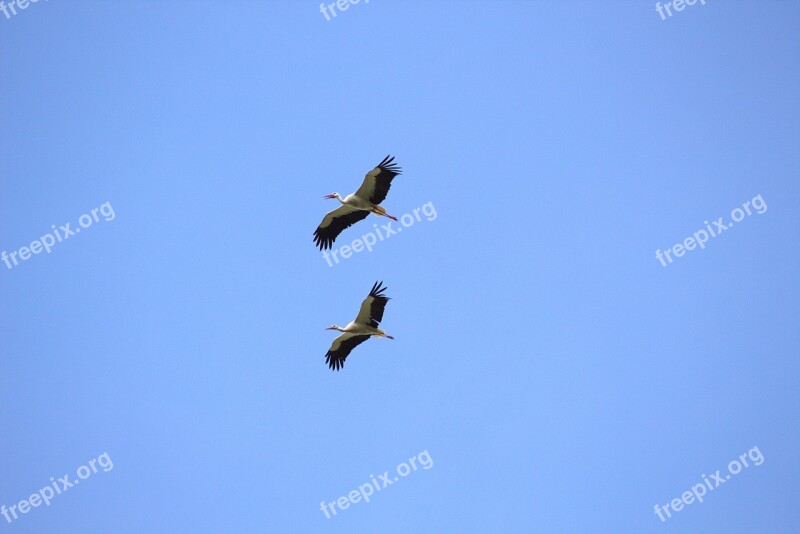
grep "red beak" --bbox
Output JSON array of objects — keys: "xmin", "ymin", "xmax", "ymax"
[{"xmin": 323, "ymin": 194, "xmax": 336, "ymax": 199}]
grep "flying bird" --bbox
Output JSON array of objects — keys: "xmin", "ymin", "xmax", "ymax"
[
  {"xmin": 324, "ymin": 281, "xmax": 394, "ymax": 371},
  {"xmin": 313, "ymin": 156, "xmax": 402, "ymax": 250}
]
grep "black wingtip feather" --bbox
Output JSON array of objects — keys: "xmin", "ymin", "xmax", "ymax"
[
  {"xmin": 370, "ymin": 280, "xmax": 388, "ymax": 297},
  {"xmin": 377, "ymin": 155, "xmax": 402, "ymax": 175},
  {"xmin": 325, "ymin": 352, "xmax": 343, "ymax": 371}
]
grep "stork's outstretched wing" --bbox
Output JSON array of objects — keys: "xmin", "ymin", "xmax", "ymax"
[
  {"xmin": 355, "ymin": 155, "xmax": 401, "ymax": 205},
  {"xmin": 313, "ymin": 204, "xmax": 369, "ymax": 250},
  {"xmin": 355, "ymin": 281, "xmax": 390, "ymax": 328},
  {"xmin": 325, "ymin": 333, "xmax": 372, "ymax": 371}
]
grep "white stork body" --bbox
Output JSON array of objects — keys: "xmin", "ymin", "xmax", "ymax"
[
  {"xmin": 337, "ymin": 193, "xmax": 376, "ymax": 211},
  {"xmin": 324, "ymin": 281, "xmax": 394, "ymax": 371},
  {"xmin": 314, "ymin": 156, "xmax": 402, "ymax": 250},
  {"xmin": 338, "ymin": 320, "xmax": 388, "ymax": 337}
]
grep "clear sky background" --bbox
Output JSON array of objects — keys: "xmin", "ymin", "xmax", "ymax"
[{"xmin": 1, "ymin": 1, "xmax": 799, "ymax": 532}]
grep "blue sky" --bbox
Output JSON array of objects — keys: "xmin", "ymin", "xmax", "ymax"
[{"xmin": 1, "ymin": 1, "xmax": 799, "ymax": 532}]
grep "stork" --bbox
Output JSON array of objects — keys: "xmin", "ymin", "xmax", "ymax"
[
  {"xmin": 324, "ymin": 281, "xmax": 394, "ymax": 371},
  {"xmin": 313, "ymin": 155, "xmax": 402, "ymax": 250}
]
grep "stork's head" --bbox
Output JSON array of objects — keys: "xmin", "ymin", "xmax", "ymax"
[
  {"xmin": 325, "ymin": 324, "xmax": 341, "ymax": 332},
  {"xmin": 323, "ymin": 192, "xmax": 340, "ymax": 200}
]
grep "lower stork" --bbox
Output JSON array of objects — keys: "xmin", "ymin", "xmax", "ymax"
[{"xmin": 324, "ymin": 281, "xmax": 394, "ymax": 371}]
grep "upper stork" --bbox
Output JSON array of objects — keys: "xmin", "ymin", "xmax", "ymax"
[
  {"xmin": 324, "ymin": 281, "xmax": 394, "ymax": 371},
  {"xmin": 313, "ymin": 155, "xmax": 402, "ymax": 250}
]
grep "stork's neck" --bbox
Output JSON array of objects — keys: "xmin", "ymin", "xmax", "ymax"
[{"xmin": 335, "ymin": 194, "xmax": 346, "ymax": 204}]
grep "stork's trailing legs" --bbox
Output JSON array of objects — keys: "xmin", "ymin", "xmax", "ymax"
[{"xmin": 371, "ymin": 205, "xmax": 398, "ymax": 221}]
